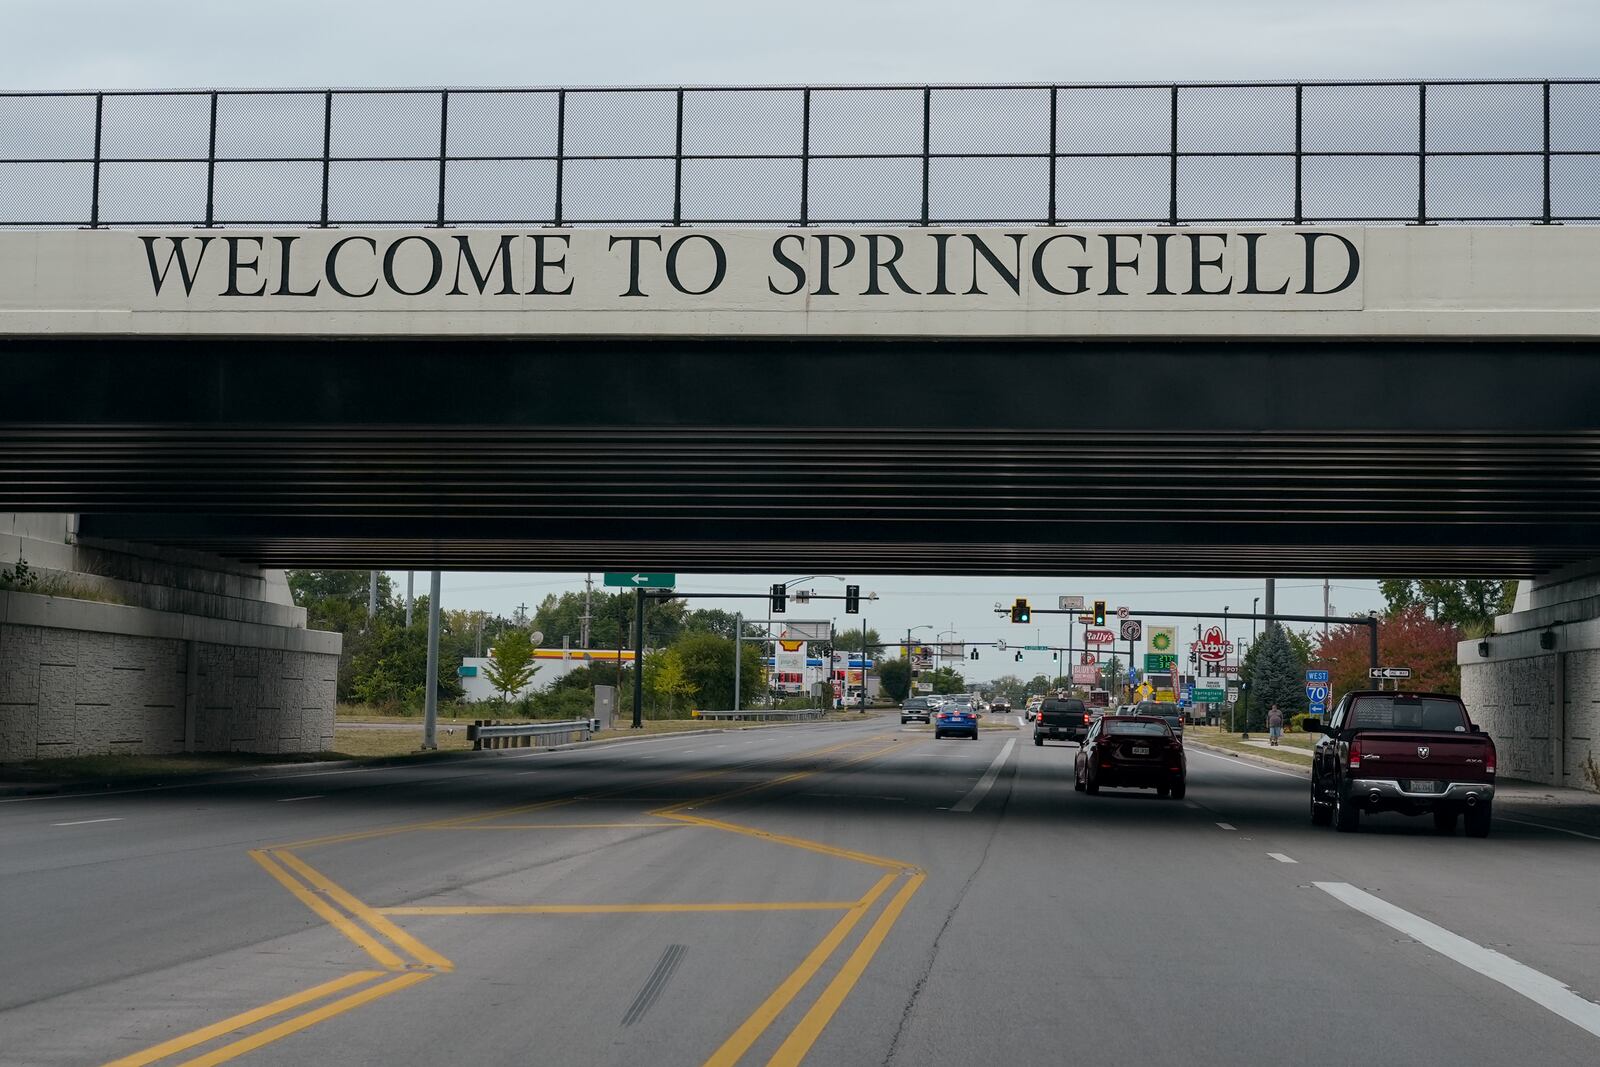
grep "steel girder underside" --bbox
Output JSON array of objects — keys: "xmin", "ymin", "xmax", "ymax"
[{"xmin": 4, "ymin": 337, "xmax": 1598, "ymax": 577}]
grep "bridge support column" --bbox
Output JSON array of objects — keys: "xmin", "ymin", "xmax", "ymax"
[
  {"xmin": 0, "ymin": 513, "xmax": 340, "ymax": 762},
  {"xmin": 1459, "ymin": 559, "xmax": 1600, "ymax": 793}
]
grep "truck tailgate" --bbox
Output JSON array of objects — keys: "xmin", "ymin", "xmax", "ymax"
[{"xmin": 1355, "ymin": 733, "xmax": 1493, "ymax": 785}]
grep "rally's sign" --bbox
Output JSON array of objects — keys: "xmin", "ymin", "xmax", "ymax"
[{"xmin": 1084, "ymin": 628, "xmax": 1117, "ymax": 646}]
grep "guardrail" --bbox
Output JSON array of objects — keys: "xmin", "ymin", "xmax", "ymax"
[
  {"xmin": 469, "ymin": 718, "xmax": 594, "ymax": 750},
  {"xmin": 2, "ymin": 80, "xmax": 1596, "ymax": 228},
  {"xmin": 691, "ymin": 709, "xmax": 826, "ymax": 722}
]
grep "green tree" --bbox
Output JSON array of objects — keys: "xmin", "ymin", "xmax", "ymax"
[
  {"xmin": 666, "ymin": 632, "xmax": 763, "ymax": 712},
  {"xmin": 1247, "ymin": 624, "xmax": 1309, "ymax": 731},
  {"xmin": 650, "ymin": 647, "xmax": 699, "ymax": 714},
  {"xmin": 484, "ymin": 628, "xmax": 539, "ymax": 700},
  {"xmin": 926, "ymin": 666, "xmax": 966, "ymax": 694},
  {"xmin": 1379, "ymin": 579, "xmax": 1517, "ymax": 638},
  {"xmin": 983, "ymin": 674, "xmax": 1029, "ymax": 704},
  {"xmin": 833, "ymin": 627, "xmax": 882, "ymax": 661},
  {"xmin": 879, "ymin": 658, "xmax": 912, "ymax": 702}
]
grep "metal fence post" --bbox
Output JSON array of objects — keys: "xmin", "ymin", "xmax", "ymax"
[
  {"xmin": 1293, "ymin": 83, "xmax": 1304, "ymax": 225},
  {"xmin": 920, "ymin": 86, "xmax": 932, "ymax": 226},
  {"xmin": 554, "ymin": 89, "xmax": 565, "ymax": 226},
  {"xmin": 319, "ymin": 90, "xmax": 333, "ymax": 227},
  {"xmin": 1047, "ymin": 86, "xmax": 1058, "ymax": 225},
  {"xmin": 1168, "ymin": 85, "xmax": 1179, "ymax": 226},
  {"xmin": 799, "ymin": 87, "xmax": 811, "ymax": 226},
  {"xmin": 1416, "ymin": 82, "xmax": 1428, "ymax": 225},
  {"xmin": 673, "ymin": 87, "xmax": 684, "ymax": 226},
  {"xmin": 1542, "ymin": 79, "xmax": 1553, "ymax": 224},
  {"xmin": 436, "ymin": 89, "xmax": 449, "ymax": 227},
  {"xmin": 89, "ymin": 92, "xmax": 103, "ymax": 228},
  {"xmin": 204, "ymin": 91, "xmax": 218, "ymax": 228}
]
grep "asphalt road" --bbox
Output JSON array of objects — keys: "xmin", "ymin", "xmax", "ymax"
[{"xmin": 3, "ymin": 717, "xmax": 1599, "ymax": 1067}]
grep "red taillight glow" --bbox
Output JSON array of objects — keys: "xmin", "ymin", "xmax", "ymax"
[
  {"xmin": 1348, "ymin": 738, "xmax": 1362, "ymax": 771},
  {"xmin": 1083, "ymin": 714, "xmax": 1090, "ymax": 723},
  {"xmin": 1485, "ymin": 747, "xmax": 1496, "ymax": 775}
]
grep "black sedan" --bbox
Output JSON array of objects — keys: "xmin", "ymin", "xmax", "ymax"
[{"xmin": 1074, "ymin": 715, "xmax": 1186, "ymax": 798}]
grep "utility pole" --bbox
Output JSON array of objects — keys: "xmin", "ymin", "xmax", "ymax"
[
  {"xmin": 1323, "ymin": 578, "xmax": 1332, "ymax": 642},
  {"xmin": 859, "ymin": 616, "xmax": 868, "ymax": 713},
  {"xmin": 733, "ymin": 611, "xmax": 742, "ymax": 713},
  {"xmin": 581, "ymin": 572, "xmax": 593, "ymax": 649},
  {"xmin": 422, "ymin": 571, "xmax": 441, "ymax": 750},
  {"xmin": 367, "ymin": 570, "xmax": 378, "ymax": 620},
  {"xmin": 405, "ymin": 571, "xmax": 414, "ymax": 628},
  {"xmin": 1264, "ymin": 578, "xmax": 1277, "ymax": 634},
  {"xmin": 631, "ymin": 588, "xmax": 645, "ymax": 729},
  {"xmin": 514, "ymin": 601, "xmax": 529, "ymax": 626}
]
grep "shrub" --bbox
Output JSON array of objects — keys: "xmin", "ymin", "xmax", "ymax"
[{"xmin": 1290, "ymin": 712, "xmax": 1315, "ymax": 733}]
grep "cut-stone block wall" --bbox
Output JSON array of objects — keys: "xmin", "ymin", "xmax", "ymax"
[
  {"xmin": 0, "ymin": 594, "xmax": 339, "ymax": 761},
  {"xmin": 1461, "ymin": 650, "xmax": 1600, "ymax": 792}
]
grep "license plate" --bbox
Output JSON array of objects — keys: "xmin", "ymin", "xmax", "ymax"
[
  {"xmin": 1131, "ymin": 746, "xmax": 1150, "ymax": 756},
  {"xmin": 1405, "ymin": 780, "xmax": 1444, "ymax": 793}
]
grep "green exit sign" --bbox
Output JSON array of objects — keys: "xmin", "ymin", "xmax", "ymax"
[{"xmin": 603, "ymin": 572, "xmax": 677, "ymax": 589}]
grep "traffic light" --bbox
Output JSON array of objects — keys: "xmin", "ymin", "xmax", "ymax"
[
  {"xmin": 1010, "ymin": 598, "xmax": 1031, "ymax": 624},
  {"xmin": 770, "ymin": 583, "xmax": 786, "ymax": 613},
  {"xmin": 844, "ymin": 584, "xmax": 860, "ymax": 614},
  {"xmin": 1093, "ymin": 599, "xmax": 1107, "ymax": 626}
]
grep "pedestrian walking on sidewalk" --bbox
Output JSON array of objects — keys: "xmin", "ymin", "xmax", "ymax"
[{"xmin": 1267, "ymin": 704, "xmax": 1284, "ymax": 746}]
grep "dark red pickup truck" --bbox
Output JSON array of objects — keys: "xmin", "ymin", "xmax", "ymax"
[{"xmin": 1306, "ymin": 691, "xmax": 1496, "ymax": 837}]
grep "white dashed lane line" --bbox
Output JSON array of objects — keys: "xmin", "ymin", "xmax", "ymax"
[
  {"xmin": 277, "ymin": 795, "xmax": 325, "ymax": 803},
  {"xmin": 1267, "ymin": 852, "xmax": 1297, "ymax": 863},
  {"xmin": 950, "ymin": 738, "xmax": 1016, "ymax": 813},
  {"xmin": 52, "ymin": 817, "xmax": 123, "ymax": 827},
  {"xmin": 1216, "ymin": 822, "xmax": 1237, "ymax": 830}
]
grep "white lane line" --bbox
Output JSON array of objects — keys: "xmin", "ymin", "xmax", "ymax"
[
  {"xmin": 1316, "ymin": 881, "xmax": 1600, "ymax": 1039},
  {"xmin": 1267, "ymin": 852, "xmax": 1297, "ymax": 864},
  {"xmin": 1188, "ymin": 747, "xmax": 1308, "ymax": 779},
  {"xmin": 1016, "ymin": 715, "xmax": 1024, "ymax": 727},
  {"xmin": 950, "ymin": 738, "xmax": 1015, "ymax": 813},
  {"xmin": 1216, "ymin": 822, "xmax": 1237, "ymax": 830},
  {"xmin": 52, "ymin": 817, "xmax": 122, "ymax": 827},
  {"xmin": 277, "ymin": 795, "xmax": 325, "ymax": 803},
  {"xmin": 1498, "ymin": 816, "xmax": 1600, "ymax": 842}
]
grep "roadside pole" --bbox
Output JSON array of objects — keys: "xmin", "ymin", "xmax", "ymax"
[
  {"xmin": 367, "ymin": 570, "xmax": 378, "ymax": 619},
  {"xmin": 732, "ymin": 611, "xmax": 742, "ymax": 713},
  {"xmin": 405, "ymin": 571, "xmax": 414, "ymax": 627},
  {"xmin": 632, "ymin": 588, "xmax": 645, "ymax": 729},
  {"xmin": 422, "ymin": 571, "xmax": 441, "ymax": 750},
  {"xmin": 859, "ymin": 617, "xmax": 868, "ymax": 713}
]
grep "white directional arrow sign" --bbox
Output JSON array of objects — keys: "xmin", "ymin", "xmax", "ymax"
[
  {"xmin": 1368, "ymin": 666, "xmax": 1413, "ymax": 679},
  {"xmin": 603, "ymin": 572, "xmax": 676, "ymax": 589}
]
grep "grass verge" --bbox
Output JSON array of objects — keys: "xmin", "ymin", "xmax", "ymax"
[{"xmin": 1186, "ymin": 725, "xmax": 1313, "ymax": 769}]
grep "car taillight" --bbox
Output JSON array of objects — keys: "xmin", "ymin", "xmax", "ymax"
[
  {"xmin": 1083, "ymin": 714, "xmax": 1090, "ymax": 724},
  {"xmin": 1485, "ymin": 747, "xmax": 1496, "ymax": 776},
  {"xmin": 1348, "ymin": 738, "xmax": 1362, "ymax": 771}
]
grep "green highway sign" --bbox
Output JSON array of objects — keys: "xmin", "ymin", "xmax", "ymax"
[
  {"xmin": 603, "ymin": 572, "xmax": 677, "ymax": 589},
  {"xmin": 1145, "ymin": 653, "xmax": 1177, "ymax": 672},
  {"xmin": 1024, "ymin": 645, "xmax": 1050, "ymax": 651}
]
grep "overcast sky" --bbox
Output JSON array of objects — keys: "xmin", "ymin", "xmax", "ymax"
[
  {"xmin": 14, "ymin": 0, "xmax": 1568, "ymax": 672},
  {"xmin": 9, "ymin": 1, "xmax": 1593, "ymax": 89}
]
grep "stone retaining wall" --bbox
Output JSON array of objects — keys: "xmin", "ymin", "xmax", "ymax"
[{"xmin": 0, "ymin": 591, "xmax": 339, "ymax": 761}]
